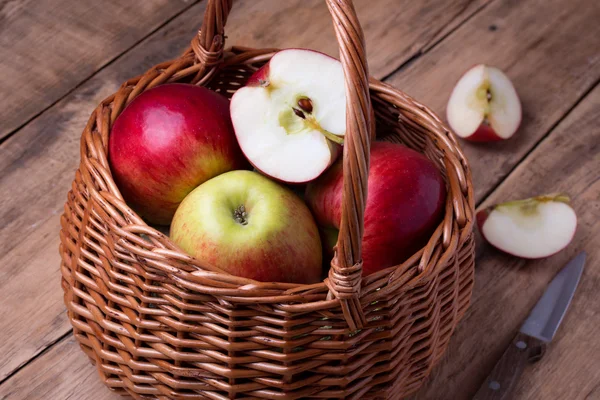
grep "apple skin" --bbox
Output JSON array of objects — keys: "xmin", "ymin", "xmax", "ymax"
[
  {"xmin": 467, "ymin": 123, "xmax": 505, "ymax": 143},
  {"xmin": 476, "ymin": 208, "xmax": 490, "ymax": 231},
  {"xmin": 246, "ymin": 63, "xmax": 270, "ymax": 87},
  {"xmin": 171, "ymin": 171, "xmax": 322, "ymax": 283},
  {"xmin": 306, "ymin": 142, "xmax": 446, "ymax": 276},
  {"xmin": 109, "ymin": 83, "xmax": 249, "ymax": 225}
]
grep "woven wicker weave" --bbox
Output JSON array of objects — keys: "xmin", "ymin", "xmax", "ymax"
[{"xmin": 59, "ymin": 0, "xmax": 475, "ymax": 398}]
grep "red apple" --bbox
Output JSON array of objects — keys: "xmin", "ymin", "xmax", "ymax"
[
  {"xmin": 109, "ymin": 83, "xmax": 249, "ymax": 225},
  {"xmin": 477, "ymin": 194, "xmax": 577, "ymax": 258},
  {"xmin": 306, "ymin": 142, "xmax": 446, "ymax": 276},
  {"xmin": 230, "ymin": 49, "xmax": 345, "ymax": 183},
  {"xmin": 446, "ymin": 64, "xmax": 522, "ymax": 142},
  {"xmin": 171, "ymin": 170, "xmax": 322, "ymax": 283}
]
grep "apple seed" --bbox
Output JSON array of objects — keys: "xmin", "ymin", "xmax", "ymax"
[
  {"xmin": 292, "ymin": 107, "xmax": 306, "ymax": 119},
  {"xmin": 298, "ymin": 98, "xmax": 313, "ymax": 113}
]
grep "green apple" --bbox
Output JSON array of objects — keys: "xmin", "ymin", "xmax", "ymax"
[{"xmin": 171, "ymin": 170, "xmax": 322, "ymax": 283}]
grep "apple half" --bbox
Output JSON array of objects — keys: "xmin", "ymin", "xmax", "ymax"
[
  {"xmin": 447, "ymin": 64, "xmax": 522, "ymax": 142},
  {"xmin": 230, "ymin": 49, "xmax": 346, "ymax": 183},
  {"xmin": 477, "ymin": 194, "xmax": 577, "ymax": 259}
]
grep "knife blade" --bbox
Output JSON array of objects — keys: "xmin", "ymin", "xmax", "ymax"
[{"xmin": 473, "ymin": 251, "xmax": 586, "ymax": 400}]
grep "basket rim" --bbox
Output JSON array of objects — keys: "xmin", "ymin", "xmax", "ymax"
[{"xmin": 71, "ymin": 45, "xmax": 474, "ymax": 307}]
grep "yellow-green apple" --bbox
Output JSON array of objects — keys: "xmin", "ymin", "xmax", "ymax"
[
  {"xmin": 306, "ymin": 142, "xmax": 446, "ymax": 276},
  {"xmin": 170, "ymin": 170, "xmax": 322, "ymax": 283},
  {"xmin": 109, "ymin": 83, "xmax": 249, "ymax": 225},
  {"xmin": 447, "ymin": 64, "xmax": 521, "ymax": 142},
  {"xmin": 230, "ymin": 49, "xmax": 346, "ymax": 183},
  {"xmin": 477, "ymin": 194, "xmax": 577, "ymax": 258}
]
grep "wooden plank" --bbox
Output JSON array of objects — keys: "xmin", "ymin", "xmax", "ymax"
[
  {"xmin": 0, "ymin": 0, "xmax": 196, "ymax": 141},
  {"xmin": 413, "ymin": 85, "xmax": 600, "ymax": 399},
  {"xmin": 222, "ymin": 0, "xmax": 493, "ymax": 78},
  {"xmin": 0, "ymin": 336, "xmax": 120, "ymax": 400},
  {"xmin": 385, "ymin": 0, "xmax": 600, "ymax": 202},
  {"xmin": 0, "ymin": 0, "xmax": 488, "ymax": 382}
]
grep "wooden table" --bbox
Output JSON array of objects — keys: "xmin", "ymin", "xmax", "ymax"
[{"xmin": 0, "ymin": 0, "xmax": 598, "ymax": 399}]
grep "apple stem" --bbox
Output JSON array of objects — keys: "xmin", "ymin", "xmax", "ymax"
[
  {"xmin": 284, "ymin": 104, "xmax": 344, "ymax": 145},
  {"xmin": 552, "ymin": 193, "xmax": 571, "ymax": 204},
  {"xmin": 233, "ymin": 205, "xmax": 249, "ymax": 225},
  {"xmin": 320, "ymin": 129, "xmax": 345, "ymax": 145},
  {"xmin": 301, "ymin": 115, "xmax": 344, "ymax": 144}
]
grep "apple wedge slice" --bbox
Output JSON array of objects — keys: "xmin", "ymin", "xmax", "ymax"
[
  {"xmin": 477, "ymin": 194, "xmax": 577, "ymax": 259},
  {"xmin": 447, "ymin": 64, "xmax": 522, "ymax": 142},
  {"xmin": 230, "ymin": 49, "xmax": 346, "ymax": 183}
]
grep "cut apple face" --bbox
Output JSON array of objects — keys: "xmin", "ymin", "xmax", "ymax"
[
  {"xmin": 447, "ymin": 64, "xmax": 521, "ymax": 142},
  {"xmin": 477, "ymin": 194, "xmax": 577, "ymax": 259},
  {"xmin": 230, "ymin": 49, "xmax": 346, "ymax": 183}
]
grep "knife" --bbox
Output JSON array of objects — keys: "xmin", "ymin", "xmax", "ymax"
[{"xmin": 473, "ymin": 251, "xmax": 586, "ymax": 400}]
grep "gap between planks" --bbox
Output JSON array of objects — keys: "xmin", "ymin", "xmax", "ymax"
[
  {"xmin": 0, "ymin": 331, "xmax": 72, "ymax": 387},
  {"xmin": 379, "ymin": 0, "xmax": 492, "ymax": 82}
]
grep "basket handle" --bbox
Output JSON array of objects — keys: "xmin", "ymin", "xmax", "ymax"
[{"xmin": 193, "ymin": 0, "xmax": 372, "ymax": 330}]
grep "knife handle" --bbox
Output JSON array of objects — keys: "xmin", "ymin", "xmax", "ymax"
[{"xmin": 473, "ymin": 332, "xmax": 546, "ymax": 400}]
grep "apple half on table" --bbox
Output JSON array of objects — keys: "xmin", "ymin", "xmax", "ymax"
[
  {"xmin": 447, "ymin": 64, "xmax": 522, "ymax": 142},
  {"xmin": 230, "ymin": 49, "xmax": 346, "ymax": 183},
  {"xmin": 477, "ymin": 194, "xmax": 577, "ymax": 259}
]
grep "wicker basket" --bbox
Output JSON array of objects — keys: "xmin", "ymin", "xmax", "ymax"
[{"xmin": 59, "ymin": 0, "xmax": 475, "ymax": 398}]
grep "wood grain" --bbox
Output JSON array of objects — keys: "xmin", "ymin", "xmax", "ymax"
[
  {"xmin": 0, "ymin": 0, "xmax": 195, "ymax": 141},
  {"xmin": 385, "ymin": 0, "xmax": 600, "ymax": 202},
  {"xmin": 0, "ymin": 336, "xmax": 121, "ymax": 400},
  {"xmin": 413, "ymin": 84, "xmax": 600, "ymax": 400},
  {"xmin": 0, "ymin": 0, "xmax": 488, "ymax": 383},
  {"xmin": 221, "ymin": 0, "xmax": 492, "ymax": 78}
]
